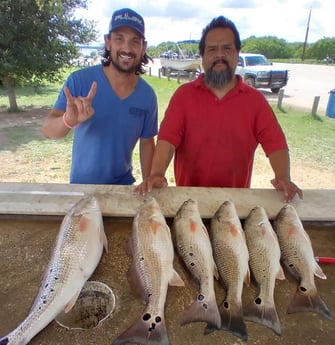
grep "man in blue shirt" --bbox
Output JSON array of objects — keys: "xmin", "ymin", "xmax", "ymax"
[{"xmin": 42, "ymin": 8, "xmax": 158, "ymax": 185}]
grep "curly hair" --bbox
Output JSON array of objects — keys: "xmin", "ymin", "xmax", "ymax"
[
  {"xmin": 199, "ymin": 16, "xmax": 241, "ymax": 56},
  {"xmin": 100, "ymin": 34, "xmax": 152, "ymax": 75}
]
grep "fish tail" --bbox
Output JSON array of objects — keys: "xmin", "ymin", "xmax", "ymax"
[
  {"xmin": 112, "ymin": 315, "xmax": 169, "ymax": 345},
  {"xmin": 244, "ymin": 298, "xmax": 281, "ymax": 335},
  {"xmin": 204, "ymin": 300, "xmax": 248, "ymax": 341},
  {"xmin": 288, "ymin": 287, "xmax": 332, "ymax": 320},
  {"xmin": 181, "ymin": 295, "xmax": 221, "ymax": 329},
  {"xmin": 0, "ymin": 337, "xmax": 9, "ymax": 345}
]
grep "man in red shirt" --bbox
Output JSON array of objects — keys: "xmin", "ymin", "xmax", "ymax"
[{"xmin": 136, "ymin": 15, "xmax": 302, "ymax": 203}]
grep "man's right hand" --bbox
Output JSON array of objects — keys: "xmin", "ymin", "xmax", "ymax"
[
  {"xmin": 135, "ymin": 175, "xmax": 168, "ymax": 196},
  {"xmin": 63, "ymin": 81, "xmax": 97, "ymax": 127}
]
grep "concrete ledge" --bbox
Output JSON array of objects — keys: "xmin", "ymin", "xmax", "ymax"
[{"xmin": 0, "ymin": 182, "xmax": 334, "ymax": 221}]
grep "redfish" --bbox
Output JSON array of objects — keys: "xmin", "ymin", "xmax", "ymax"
[
  {"xmin": 243, "ymin": 206, "xmax": 285, "ymax": 336},
  {"xmin": 273, "ymin": 204, "xmax": 332, "ymax": 320},
  {"xmin": 112, "ymin": 197, "xmax": 184, "ymax": 345},
  {"xmin": 173, "ymin": 199, "xmax": 221, "ymax": 329},
  {"xmin": 0, "ymin": 195, "xmax": 108, "ymax": 345},
  {"xmin": 206, "ymin": 200, "xmax": 250, "ymax": 341}
]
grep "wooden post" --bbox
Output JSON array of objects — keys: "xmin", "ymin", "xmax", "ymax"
[
  {"xmin": 312, "ymin": 96, "xmax": 320, "ymax": 116},
  {"xmin": 277, "ymin": 89, "xmax": 284, "ymax": 109},
  {"xmin": 158, "ymin": 68, "xmax": 161, "ymax": 78},
  {"xmin": 177, "ymin": 71, "xmax": 181, "ymax": 84},
  {"xmin": 148, "ymin": 67, "xmax": 151, "ymax": 76}
]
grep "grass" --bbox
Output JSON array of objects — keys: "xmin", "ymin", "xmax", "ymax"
[
  {"xmin": 0, "ymin": 72, "xmax": 334, "ymax": 186},
  {"xmin": 274, "ymin": 110, "xmax": 335, "ymax": 166}
]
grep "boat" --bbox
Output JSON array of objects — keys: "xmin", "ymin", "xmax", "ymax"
[{"xmin": 160, "ymin": 40, "xmax": 202, "ymax": 75}]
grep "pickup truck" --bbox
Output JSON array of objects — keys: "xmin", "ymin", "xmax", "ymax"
[{"xmin": 236, "ymin": 53, "xmax": 288, "ymax": 93}]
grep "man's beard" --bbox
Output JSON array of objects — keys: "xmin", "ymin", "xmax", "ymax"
[
  {"xmin": 204, "ymin": 59, "xmax": 234, "ymax": 88},
  {"xmin": 110, "ymin": 52, "xmax": 140, "ymax": 74}
]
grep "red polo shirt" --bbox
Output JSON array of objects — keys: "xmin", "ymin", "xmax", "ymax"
[{"xmin": 158, "ymin": 75, "xmax": 288, "ymax": 187}]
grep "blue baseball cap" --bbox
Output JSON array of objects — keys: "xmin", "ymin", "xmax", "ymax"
[{"xmin": 109, "ymin": 8, "xmax": 145, "ymax": 39}]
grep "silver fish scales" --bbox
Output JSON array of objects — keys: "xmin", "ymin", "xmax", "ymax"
[
  {"xmin": 173, "ymin": 198, "xmax": 221, "ymax": 330},
  {"xmin": 206, "ymin": 200, "xmax": 250, "ymax": 341},
  {"xmin": 243, "ymin": 205, "xmax": 285, "ymax": 336},
  {"xmin": 113, "ymin": 197, "xmax": 184, "ymax": 345},
  {"xmin": 273, "ymin": 204, "xmax": 332, "ymax": 320},
  {"xmin": 0, "ymin": 195, "xmax": 108, "ymax": 345}
]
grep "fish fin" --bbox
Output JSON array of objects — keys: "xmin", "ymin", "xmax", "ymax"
[
  {"xmin": 99, "ymin": 219, "xmax": 108, "ymax": 253},
  {"xmin": 0, "ymin": 337, "xmax": 9, "ymax": 345},
  {"xmin": 112, "ymin": 313, "xmax": 168, "ymax": 345},
  {"xmin": 213, "ymin": 262, "xmax": 219, "ymax": 280},
  {"xmin": 244, "ymin": 298, "xmax": 281, "ymax": 336},
  {"xmin": 206, "ymin": 300, "xmax": 248, "ymax": 341},
  {"xmin": 244, "ymin": 268, "xmax": 251, "ymax": 287},
  {"xmin": 201, "ymin": 223, "xmax": 210, "ymax": 237},
  {"xmin": 281, "ymin": 259, "xmax": 300, "ymax": 281},
  {"xmin": 314, "ymin": 263, "xmax": 327, "ymax": 280},
  {"xmin": 64, "ymin": 289, "xmax": 81, "ymax": 313},
  {"xmin": 276, "ymin": 265, "xmax": 286, "ymax": 280},
  {"xmin": 287, "ymin": 287, "xmax": 332, "ymax": 320},
  {"xmin": 169, "ymin": 269, "xmax": 185, "ymax": 287},
  {"xmin": 181, "ymin": 295, "xmax": 221, "ymax": 329}
]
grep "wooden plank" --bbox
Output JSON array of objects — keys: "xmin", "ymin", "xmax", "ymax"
[{"xmin": 0, "ymin": 182, "xmax": 334, "ymax": 221}]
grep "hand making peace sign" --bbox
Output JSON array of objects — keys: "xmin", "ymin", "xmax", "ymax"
[{"xmin": 63, "ymin": 81, "xmax": 97, "ymax": 127}]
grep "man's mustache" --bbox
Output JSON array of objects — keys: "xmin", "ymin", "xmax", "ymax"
[{"xmin": 212, "ymin": 58, "xmax": 229, "ymax": 67}]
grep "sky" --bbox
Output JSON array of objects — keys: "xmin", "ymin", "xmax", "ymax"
[{"xmin": 75, "ymin": 0, "xmax": 334, "ymax": 47}]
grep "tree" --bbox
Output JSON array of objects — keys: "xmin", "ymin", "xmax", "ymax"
[
  {"xmin": 0, "ymin": 0, "xmax": 97, "ymax": 111},
  {"xmin": 242, "ymin": 36, "xmax": 291, "ymax": 59},
  {"xmin": 306, "ymin": 37, "xmax": 335, "ymax": 62}
]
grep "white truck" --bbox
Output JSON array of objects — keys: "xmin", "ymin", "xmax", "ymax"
[{"xmin": 236, "ymin": 53, "xmax": 288, "ymax": 93}]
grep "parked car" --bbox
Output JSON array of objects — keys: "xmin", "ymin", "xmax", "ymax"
[
  {"xmin": 236, "ymin": 53, "xmax": 289, "ymax": 93},
  {"xmin": 160, "ymin": 51, "xmax": 178, "ymax": 59}
]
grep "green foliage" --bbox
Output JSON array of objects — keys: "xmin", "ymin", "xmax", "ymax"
[
  {"xmin": 242, "ymin": 36, "xmax": 291, "ymax": 59},
  {"xmin": 275, "ymin": 109, "xmax": 335, "ymax": 166},
  {"xmin": 142, "ymin": 75, "xmax": 180, "ymax": 120},
  {"xmin": 1, "ymin": 75, "xmax": 334, "ymax": 185},
  {"xmin": 306, "ymin": 37, "xmax": 335, "ymax": 62},
  {"xmin": 147, "ymin": 41, "xmax": 199, "ymax": 58},
  {"xmin": 148, "ymin": 34, "xmax": 335, "ymax": 64},
  {"xmin": 0, "ymin": 0, "xmax": 98, "ymax": 110}
]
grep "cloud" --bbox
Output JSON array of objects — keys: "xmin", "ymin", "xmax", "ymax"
[{"xmin": 77, "ymin": 0, "xmax": 334, "ymax": 46}]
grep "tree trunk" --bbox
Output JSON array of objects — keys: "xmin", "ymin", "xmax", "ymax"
[{"xmin": 4, "ymin": 75, "xmax": 19, "ymax": 112}]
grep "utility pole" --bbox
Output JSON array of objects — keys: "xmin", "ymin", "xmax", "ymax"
[{"xmin": 301, "ymin": 8, "xmax": 312, "ymax": 61}]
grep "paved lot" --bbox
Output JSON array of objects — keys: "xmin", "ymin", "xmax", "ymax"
[
  {"xmin": 273, "ymin": 62, "xmax": 335, "ymax": 115},
  {"xmin": 149, "ymin": 59, "xmax": 335, "ymax": 116}
]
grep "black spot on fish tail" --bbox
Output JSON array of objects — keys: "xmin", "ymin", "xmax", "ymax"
[
  {"xmin": 142, "ymin": 313, "xmax": 151, "ymax": 321},
  {"xmin": 288, "ymin": 287, "xmax": 332, "ymax": 320},
  {"xmin": 255, "ymin": 297, "xmax": 262, "ymax": 305},
  {"xmin": 112, "ymin": 313, "xmax": 168, "ymax": 345},
  {"xmin": 244, "ymin": 298, "xmax": 281, "ymax": 336},
  {"xmin": 207, "ymin": 300, "xmax": 248, "ymax": 341},
  {"xmin": 197, "ymin": 294, "xmax": 205, "ymax": 301},
  {"xmin": 181, "ymin": 295, "xmax": 221, "ymax": 329},
  {"xmin": 0, "ymin": 338, "xmax": 9, "ymax": 345}
]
